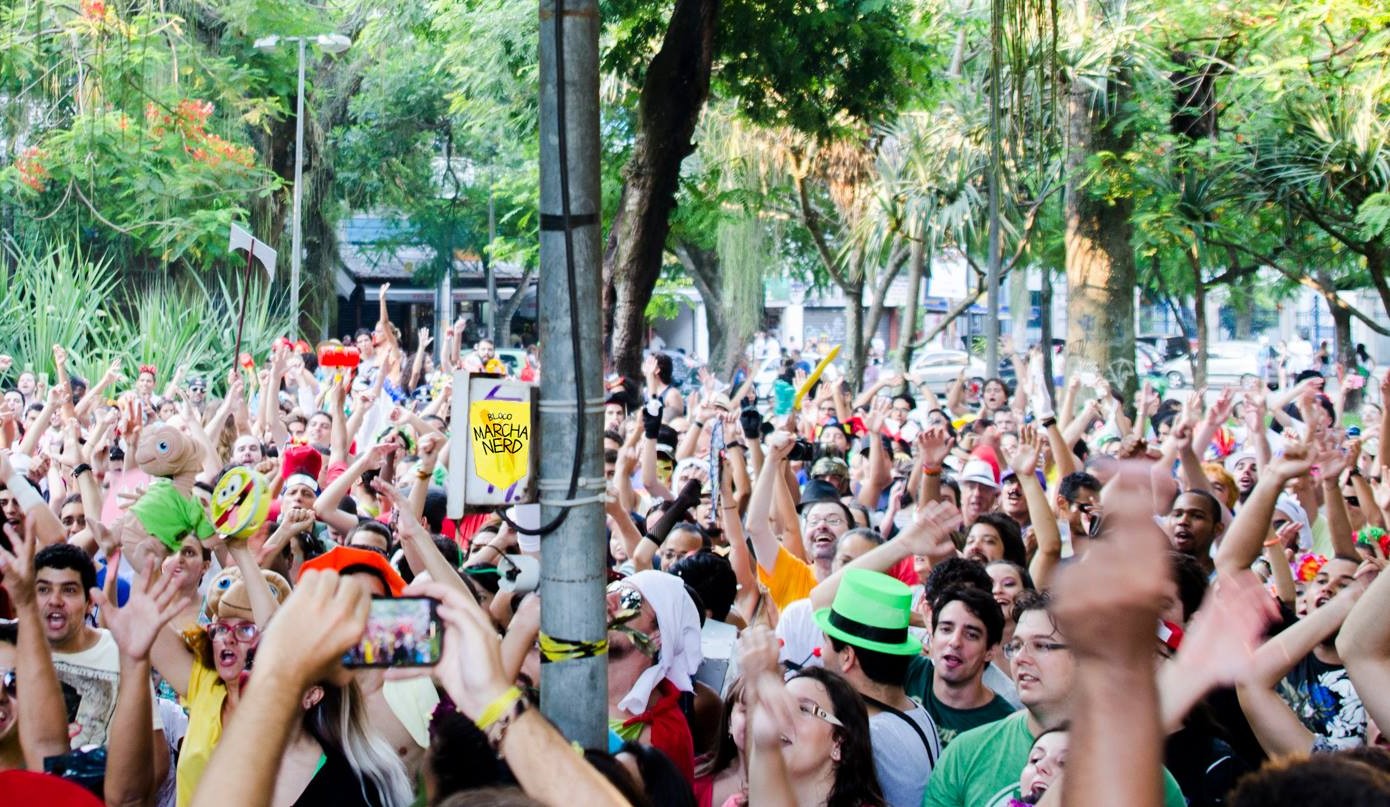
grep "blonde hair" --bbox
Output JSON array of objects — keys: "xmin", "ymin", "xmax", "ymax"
[
  {"xmin": 1202, "ymin": 462, "xmax": 1238, "ymax": 510},
  {"xmin": 307, "ymin": 681, "xmax": 413, "ymax": 806}
]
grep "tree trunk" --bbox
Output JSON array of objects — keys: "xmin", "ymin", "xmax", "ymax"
[
  {"xmin": 899, "ymin": 238, "xmax": 927, "ymax": 369},
  {"xmin": 1189, "ymin": 250, "xmax": 1208, "ymax": 389},
  {"xmin": 674, "ymin": 242, "xmax": 731, "ymax": 373},
  {"xmin": 498, "ymin": 264, "xmax": 537, "ymax": 348},
  {"xmin": 1040, "ymin": 265, "xmax": 1055, "ymax": 402},
  {"xmin": 601, "ymin": 0, "xmax": 721, "ymax": 381},
  {"xmin": 844, "ymin": 280, "xmax": 867, "ymax": 389},
  {"xmin": 1064, "ymin": 57, "xmax": 1137, "ymax": 399}
]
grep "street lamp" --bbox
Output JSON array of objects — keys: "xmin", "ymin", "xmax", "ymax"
[{"xmin": 254, "ymin": 32, "xmax": 353, "ymax": 337}]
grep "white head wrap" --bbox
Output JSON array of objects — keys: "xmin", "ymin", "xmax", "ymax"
[
  {"xmin": 618, "ymin": 570, "xmax": 704, "ymax": 715},
  {"xmin": 775, "ymin": 598, "xmax": 826, "ymax": 677},
  {"xmin": 1274, "ymin": 493, "xmax": 1314, "ymax": 551}
]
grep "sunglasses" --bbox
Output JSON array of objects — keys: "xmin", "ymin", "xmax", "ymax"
[
  {"xmin": 2, "ymin": 668, "xmax": 15, "ymax": 697},
  {"xmin": 606, "ymin": 581, "xmax": 645, "ymax": 625},
  {"xmin": 207, "ymin": 622, "xmax": 260, "ymax": 644}
]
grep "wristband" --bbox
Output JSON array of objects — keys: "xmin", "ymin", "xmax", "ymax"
[
  {"xmin": 5, "ymin": 471, "xmax": 44, "ymax": 514},
  {"xmin": 72, "ymin": 463, "xmax": 93, "ymax": 478},
  {"xmin": 922, "ymin": 466, "xmax": 942, "ymax": 476},
  {"xmin": 484, "ymin": 696, "xmax": 529, "ymax": 754},
  {"xmin": 1263, "ymin": 538, "xmax": 1282, "ymax": 547},
  {"xmin": 1040, "ymin": 417, "xmax": 1057, "ymax": 429},
  {"xmin": 476, "ymin": 686, "xmax": 524, "ymax": 730}
]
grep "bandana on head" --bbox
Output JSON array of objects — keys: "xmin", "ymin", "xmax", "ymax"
[{"xmin": 617, "ymin": 571, "xmax": 703, "ymax": 716}]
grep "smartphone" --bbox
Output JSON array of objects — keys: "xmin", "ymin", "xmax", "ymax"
[{"xmin": 343, "ymin": 597, "xmax": 443, "ymax": 668}]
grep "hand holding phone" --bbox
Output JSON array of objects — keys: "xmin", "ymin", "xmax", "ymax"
[{"xmin": 343, "ymin": 597, "xmax": 443, "ymax": 668}]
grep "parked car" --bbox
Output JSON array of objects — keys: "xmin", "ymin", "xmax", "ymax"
[
  {"xmin": 494, "ymin": 348, "xmax": 527, "ymax": 376},
  {"xmin": 1138, "ymin": 333, "xmax": 1192, "ymax": 362},
  {"xmin": 1160, "ymin": 340, "xmax": 1266, "ymax": 389},
  {"xmin": 909, "ymin": 350, "xmax": 991, "ymax": 395}
]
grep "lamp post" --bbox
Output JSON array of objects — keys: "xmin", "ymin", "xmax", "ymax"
[{"xmin": 253, "ymin": 33, "xmax": 352, "ymax": 338}]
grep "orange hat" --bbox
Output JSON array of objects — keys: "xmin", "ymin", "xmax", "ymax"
[{"xmin": 298, "ymin": 545, "xmax": 406, "ymax": 597}]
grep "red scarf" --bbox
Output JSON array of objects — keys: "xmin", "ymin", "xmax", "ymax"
[{"xmin": 621, "ymin": 679, "xmax": 696, "ymax": 786}]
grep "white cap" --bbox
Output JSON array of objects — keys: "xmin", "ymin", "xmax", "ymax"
[{"xmin": 959, "ymin": 459, "xmax": 999, "ymax": 489}]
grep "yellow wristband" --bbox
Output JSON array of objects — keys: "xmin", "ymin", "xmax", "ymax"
[{"xmin": 476, "ymin": 686, "xmax": 523, "ymax": 731}]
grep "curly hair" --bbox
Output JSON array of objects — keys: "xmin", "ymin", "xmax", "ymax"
[{"xmin": 791, "ymin": 667, "xmax": 886, "ymax": 807}]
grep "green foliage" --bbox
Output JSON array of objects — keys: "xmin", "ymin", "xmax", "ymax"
[
  {"xmin": 1359, "ymin": 193, "xmax": 1390, "ymax": 240},
  {"xmin": 0, "ymin": 240, "xmax": 291, "ymax": 393},
  {"xmin": 602, "ymin": 0, "xmax": 932, "ymax": 138},
  {"xmin": 0, "ymin": 0, "xmax": 284, "ymax": 270}
]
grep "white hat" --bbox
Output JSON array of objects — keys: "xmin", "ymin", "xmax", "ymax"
[
  {"xmin": 1224, "ymin": 449, "xmax": 1257, "ymax": 474},
  {"xmin": 959, "ymin": 459, "xmax": 999, "ymax": 489}
]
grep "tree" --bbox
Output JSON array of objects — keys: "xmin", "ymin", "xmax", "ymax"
[{"xmin": 598, "ymin": 0, "xmax": 927, "ymax": 379}]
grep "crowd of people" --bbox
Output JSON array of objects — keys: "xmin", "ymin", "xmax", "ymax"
[{"xmin": 2, "ymin": 293, "xmax": 1390, "ymax": 807}]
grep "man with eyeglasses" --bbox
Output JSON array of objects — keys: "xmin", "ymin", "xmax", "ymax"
[
  {"xmin": 746, "ymin": 433, "xmax": 859, "ymax": 609},
  {"xmin": 924, "ymin": 591, "xmax": 1187, "ymax": 807}
]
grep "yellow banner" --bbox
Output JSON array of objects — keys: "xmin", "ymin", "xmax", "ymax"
[{"xmin": 469, "ymin": 400, "xmax": 531, "ymax": 490}]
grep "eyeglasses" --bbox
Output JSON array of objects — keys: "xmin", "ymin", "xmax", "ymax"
[
  {"xmin": 1, "ymin": 668, "xmax": 15, "ymax": 697},
  {"xmin": 806, "ymin": 515, "xmax": 847, "ymax": 528},
  {"xmin": 207, "ymin": 622, "xmax": 260, "ymax": 644},
  {"xmin": 1002, "ymin": 637, "xmax": 1069, "ymax": 661},
  {"xmin": 798, "ymin": 698, "xmax": 844, "ymax": 728}
]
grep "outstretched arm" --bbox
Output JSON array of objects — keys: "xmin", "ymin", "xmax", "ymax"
[{"xmin": 0, "ymin": 525, "xmax": 71, "ymax": 770}]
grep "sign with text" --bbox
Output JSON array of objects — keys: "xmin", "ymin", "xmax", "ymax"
[{"xmin": 447, "ymin": 372, "xmax": 538, "ymax": 517}]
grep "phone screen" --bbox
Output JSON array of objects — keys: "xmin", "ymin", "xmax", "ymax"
[{"xmin": 343, "ymin": 597, "xmax": 443, "ymax": 668}]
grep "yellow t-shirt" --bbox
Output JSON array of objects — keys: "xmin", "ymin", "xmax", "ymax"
[
  {"xmin": 757, "ymin": 545, "xmax": 818, "ymax": 610},
  {"xmin": 176, "ymin": 659, "xmax": 228, "ymax": 807}
]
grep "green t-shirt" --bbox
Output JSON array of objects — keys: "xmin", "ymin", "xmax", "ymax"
[
  {"xmin": 903, "ymin": 656, "xmax": 1017, "ymax": 748},
  {"xmin": 921, "ymin": 710, "xmax": 1188, "ymax": 807}
]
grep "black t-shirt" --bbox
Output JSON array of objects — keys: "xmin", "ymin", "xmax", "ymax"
[{"xmin": 293, "ymin": 748, "xmax": 384, "ymax": 807}]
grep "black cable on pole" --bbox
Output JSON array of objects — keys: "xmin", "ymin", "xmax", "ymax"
[{"xmin": 501, "ymin": 0, "xmax": 584, "ymax": 537}]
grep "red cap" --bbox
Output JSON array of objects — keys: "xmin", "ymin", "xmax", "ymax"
[
  {"xmin": 298, "ymin": 545, "xmax": 406, "ymax": 597},
  {"xmin": 971, "ymin": 445, "xmax": 1001, "ymax": 485},
  {"xmin": 0, "ymin": 771, "xmax": 103, "ymax": 807},
  {"xmin": 281, "ymin": 443, "xmax": 323, "ymax": 481}
]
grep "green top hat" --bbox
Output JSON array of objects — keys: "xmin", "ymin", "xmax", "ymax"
[{"xmin": 814, "ymin": 568, "xmax": 921, "ymax": 656}]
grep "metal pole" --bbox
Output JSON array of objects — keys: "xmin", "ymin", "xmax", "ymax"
[
  {"xmin": 486, "ymin": 183, "xmax": 498, "ymax": 343},
  {"xmin": 290, "ymin": 37, "xmax": 307, "ymax": 339},
  {"xmin": 985, "ymin": 0, "xmax": 1003, "ymax": 376},
  {"xmin": 537, "ymin": 0, "xmax": 606, "ymax": 748}
]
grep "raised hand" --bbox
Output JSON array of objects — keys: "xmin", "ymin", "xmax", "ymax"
[
  {"xmin": 1006, "ymin": 423, "xmax": 1045, "ymax": 478},
  {"xmin": 866, "ymin": 396, "xmax": 892, "ymax": 434},
  {"xmin": 417, "ymin": 327, "xmax": 433, "ymax": 353},
  {"xmin": 253, "ymin": 570, "xmax": 370, "ymax": 687},
  {"xmin": 896, "ymin": 499, "xmax": 963, "ymax": 560},
  {"xmin": 407, "ymin": 579, "xmax": 510, "ymax": 719},
  {"xmin": 740, "ymin": 626, "xmax": 803, "ymax": 748},
  {"xmin": 763, "ymin": 430, "xmax": 796, "ymax": 463},
  {"xmin": 52, "ymin": 344, "xmax": 67, "ymax": 368},
  {"xmin": 1052, "ymin": 464, "xmax": 1169, "ymax": 662},
  {"xmin": 93, "ymin": 551, "xmax": 191, "ymax": 661},
  {"xmin": 1173, "ymin": 571, "xmax": 1279, "ymax": 688},
  {"xmin": 0, "ymin": 522, "xmax": 37, "ymax": 605}
]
